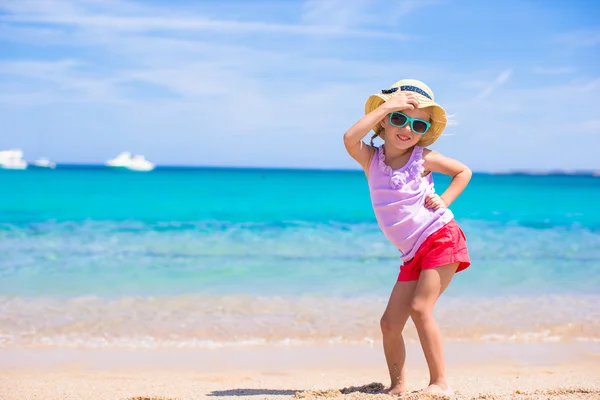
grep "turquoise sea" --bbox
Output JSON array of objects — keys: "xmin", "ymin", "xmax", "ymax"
[{"xmin": 1, "ymin": 167, "xmax": 599, "ymax": 348}]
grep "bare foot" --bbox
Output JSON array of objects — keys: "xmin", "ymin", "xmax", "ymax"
[
  {"xmin": 381, "ymin": 386, "xmax": 405, "ymax": 396},
  {"xmin": 422, "ymin": 382, "xmax": 454, "ymax": 397}
]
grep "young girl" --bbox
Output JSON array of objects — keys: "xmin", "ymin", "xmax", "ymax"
[{"xmin": 343, "ymin": 79, "xmax": 472, "ymax": 396}]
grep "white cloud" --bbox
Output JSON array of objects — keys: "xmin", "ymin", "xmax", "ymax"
[
  {"xmin": 0, "ymin": 59, "xmax": 81, "ymax": 78},
  {"xmin": 557, "ymin": 29, "xmax": 600, "ymax": 47},
  {"xmin": 579, "ymin": 78, "xmax": 600, "ymax": 92},
  {"xmin": 0, "ymin": 0, "xmax": 407, "ymax": 39},
  {"xmin": 0, "ymin": 60, "xmax": 123, "ymax": 103},
  {"xmin": 301, "ymin": 0, "xmax": 372, "ymax": 27},
  {"xmin": 6, "ymin": 14, "xmax": 406, "ymax": 38},
  {"xmin": 468, "ymin": 69, "xmax": 513, "ymax": 100},
  {"xmin": 576, "ymin": 119, "xmax": 600, "ymax": 134},
  {"xmin": 532, "ymin": 66, "xmax": 576, "ymax": 75},
  {"xmin": 391, "ymin": 0, "xmax": 444, "ymax": 18},
  {"xmin": 301, "ymin": 0, "xmax": 442, "ymax": 29},
  {"xmin": 439, "ymin": 75, "xmax": 600, "ymax": 171}
]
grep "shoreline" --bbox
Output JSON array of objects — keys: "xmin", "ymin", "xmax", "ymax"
[
  {"xmin": 2, "ymin": 342, "xmax": 599, "ymax": 399},
  {"xmin": 2, "ymin": 293, "xmax": 599, "ymax": 348}
]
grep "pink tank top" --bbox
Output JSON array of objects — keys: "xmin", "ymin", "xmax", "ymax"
[{"xmin": 367, "ymin": 145, "xmax": 454, "ymax": 262}]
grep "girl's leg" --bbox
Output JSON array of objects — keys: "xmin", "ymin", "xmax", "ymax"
[
  {"xmin": 409, "ymin": 263, "xmax": 459, "ymax": 395},
  {"xmin": 380, "ymin": 280, "xmax": 419, "ymax": 394}
]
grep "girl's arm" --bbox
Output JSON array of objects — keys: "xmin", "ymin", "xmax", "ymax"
[
  {"xmin": 342, "ymin": 108, "xmax": 385, "ymax": 171},
  {"xmin": 343, "ymin": 92, "xmax": 420, "ymax": 172},
  {"xmin": 422, "ymin": 149, "xmax": 472, "ymax": 209}
]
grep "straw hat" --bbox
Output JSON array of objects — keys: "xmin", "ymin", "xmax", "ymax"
[{"xmin": 364, "ymin": 79, "xmax": 447, "ymax": 147}]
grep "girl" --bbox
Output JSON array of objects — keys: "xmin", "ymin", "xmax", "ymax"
[{"xmin": 343, "ymin": 79, "xmax": 472, "ymax": 396}]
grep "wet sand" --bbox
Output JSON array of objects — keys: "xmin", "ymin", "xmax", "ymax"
[{"xmin": 1, "ymin": 342, "xmax": 599, "ymax": 399}]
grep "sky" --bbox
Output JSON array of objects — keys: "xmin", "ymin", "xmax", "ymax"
[{"xmin": 0, "ymin": 0, "xmax": 599, "ymax": 172}]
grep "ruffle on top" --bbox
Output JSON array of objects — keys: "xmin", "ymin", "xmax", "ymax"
[{"xmin": 377, "ymin": 145, "xmax": 425, "ymax": 190}]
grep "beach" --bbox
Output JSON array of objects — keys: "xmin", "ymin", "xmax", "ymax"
[
  {"xmin": 2, "ymin": 342, "xmax": 599, "ymax": 399},
  {"xmin": 1, "ymin": 168, "xmax": 599, "ymax": 399}
]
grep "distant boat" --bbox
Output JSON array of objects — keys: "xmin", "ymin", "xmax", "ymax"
[
  {"xmin": 105, "ymin": 152, "xmax": 132, "ymax": 168},
  {"xmin": 105, "ymin": 152, "xmax": 155, "ymax": 171},
  {"xmin": 0, "ymin": 149, "xmax": 28, "ymax": 170},
  {"xmin": 31, "ymin": 158, "xmax": 56, "ymax": 169}
]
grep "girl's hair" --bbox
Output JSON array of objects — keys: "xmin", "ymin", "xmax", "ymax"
[{"xmin": 369, "ymin": 132, "xmax": 380, "ymax": 147}]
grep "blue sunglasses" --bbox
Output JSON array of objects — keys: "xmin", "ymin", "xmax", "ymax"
[{"xmin": 389, "ymin": 112, "xmax": 431, "ymax": 135}]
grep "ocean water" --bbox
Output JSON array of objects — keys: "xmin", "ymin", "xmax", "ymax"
[{"xmin": 1, "ymin": 167, "xmax": 599, "ymax": 348}]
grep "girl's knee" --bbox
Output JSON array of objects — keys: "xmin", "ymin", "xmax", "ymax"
[
  {"xmin": 409, "ymin": 299, "xmax": 433, "ymax": 321},
  {"xmin": 380, "ymin": 314, "xmax": 405, "ymax": 335}
]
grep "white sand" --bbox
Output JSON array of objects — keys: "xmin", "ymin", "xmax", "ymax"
[{"xmin": 1, "ymin": 342, "xmax": 599, "ymax": 399}]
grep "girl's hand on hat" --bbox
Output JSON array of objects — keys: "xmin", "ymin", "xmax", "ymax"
[
  {"xmin": 382, "ymin": 93, "xmax": 420, "ymax": 113},
  {"xmin": 425, "ymin": 193, "xmax": 447, "ymax": 210}
]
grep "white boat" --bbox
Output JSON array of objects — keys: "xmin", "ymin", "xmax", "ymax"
[
  {"xmin": 127, "ymin": 154, "xmax": 155, "ymax": 171},
  {"xmin": 105, "ymin": 152, "xmax": 155, "ymax": 171},
  {"xmin": 105, "ymin": 152, "xmax": 133, "ymax": 168},
  {"xmin": 0, "ymin": 149, "xmax": 28, "ymax": 170},
  {"xmin": 31, "ymin": 158, "xmax": 56, "ymax": 169}
]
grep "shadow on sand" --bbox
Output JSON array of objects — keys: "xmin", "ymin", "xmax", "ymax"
[
  {"xmin": 207, "ymin": 388, "xmax": 302, "ymax": 396},
  {"xmin": 207, "ymin": 382, "xmax": 386, "ymax": 397}
]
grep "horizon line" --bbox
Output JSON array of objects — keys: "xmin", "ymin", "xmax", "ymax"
[{"xmin": 7, "ymin": 163, "xmax": 600, "ymax": 176}]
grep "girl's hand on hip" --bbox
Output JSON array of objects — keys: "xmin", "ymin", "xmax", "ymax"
[{"xmin": 425, "ymin": 193, "xmax": 447, "ymax": 210}]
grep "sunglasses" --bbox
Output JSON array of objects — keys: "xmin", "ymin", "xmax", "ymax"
[{"xmin": 389, "ymin": 112, "xmax": 431, "ymax": 135}]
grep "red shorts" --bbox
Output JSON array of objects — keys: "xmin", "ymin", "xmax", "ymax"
[{"xmin": 398, "ymin": 219, "xmax": 471, "ymax": 282}]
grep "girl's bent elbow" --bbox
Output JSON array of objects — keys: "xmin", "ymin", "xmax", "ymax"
[
  {"xmin": 463, "ymin": 167, "xmax": 473, "ymax": 181},
  {"xmin": 343, "ymin": 132, "xmax": 356, "ymax": 147}
]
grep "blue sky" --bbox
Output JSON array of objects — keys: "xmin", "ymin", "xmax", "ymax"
[{"xmin": 0, "ymin": 0, "xmax": 599, "ymax": 171}]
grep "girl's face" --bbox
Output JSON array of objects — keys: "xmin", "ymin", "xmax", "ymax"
[{"xmin": 381, "ymin": 107, "xmax": 431, "ymax": 150}]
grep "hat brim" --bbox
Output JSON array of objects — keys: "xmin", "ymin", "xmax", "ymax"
[{"xmin": 364, "ymin": 93, "xmax": 447, "ymax": 147}]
